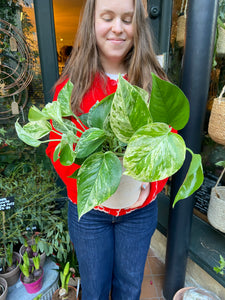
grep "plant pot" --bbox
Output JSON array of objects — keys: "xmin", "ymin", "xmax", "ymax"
[
  {"xmin": 20, "ymin": 267, "xmax": 44, "ymax": 294},
  {"xmin": 101, "ymin": 158, "xmax": 142, "ymax": 209},
  {"xmin": 173, "ymin": 286, "xmax": 221, "ymax": 299},
  {"xmin": 207, "ymin": 186, "xmax": 225, "ymax": 233},
  {"xmin": 19, "ymin": 240, "xmax": 46, "ymax": 267},
  {"xmin": 0, "ymin": 252, "xmax": 21, "ymax": 286},
  {"xmin": 0, "ymin": 277, "xmax": 8, "ymax": 300},
  {"xmin": 52, "ymin": 285, "xmax": 78, "ymax": 300}
]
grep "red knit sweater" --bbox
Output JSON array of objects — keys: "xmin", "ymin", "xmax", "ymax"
[{"xmin": 46, "ymin": 74, "xmax": 169, "ymax": 216}]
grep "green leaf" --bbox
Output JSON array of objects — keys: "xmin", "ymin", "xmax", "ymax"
[
  {"xmin": 215, "ymin": 160, "xmax": 225, "ymax": 168},
  {"xmin": 23, "ymin": 120, "xmax": 52, "ymax": 139},
  {"xmin": 77, "ymin": 152, "xmax": 122, "ymax": 219},
  {"xmin": 59, "ymin": 143, "xmax": 76, "ymax": 166},
  {"xmin": 150, "ymin": 73, "xmax": 190, "ymax": 130},
  {"xmin": 110, "ymin": 75, "xmax": 152, "ymax": 143},
  {"xmin": 123, "ymin": 123, "xmax": 186, "ymax": 181},
  {"xmin": 28, "ymin": 105, "xmax": 48, "ymax": 121},
  {"xmin": 53, "ymin": 143, "xmax": 61, "ymax": 162},
  {"xmin": 173, "ymin": 152, "xmax": 204, "ymax": 206},
  {"xmin": 79, "ymin": 113, "xmax": 89, "ymax": 127},
  {"xmin": 76, "ymin": 128, "xmax": 106, "ymax": 158},
  {"xmin": 57, "ymin": 80, "xmax": 74, "ymax": 117},
  {"xmin": 88, "ymin": 93, "xmax": 114, "ymax": 129},
  {"xmin": 15, "ymin": 120, "xmax": 42, "ymax": 147},
  {"xmin": 68, "ymin": 169, "xmax": 79, "ymax": 179},
  {"xmin": 52, "ymin": 118, "xmax": 77, "ymax": 135},
  {"xmin": 42, "ymin": 102, "xmax": 63, "ymax": 124}
]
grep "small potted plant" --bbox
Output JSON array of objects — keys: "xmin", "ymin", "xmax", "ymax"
[
  {"xmin": 0, "ymin": 243, "xmax": 21, "ymax": 287},
  {"xmin": 0, "ymin": 277, "xmax": 8, "ymax": 300},
  {"xmin": 52, "ymin": 262, "xmax": 78, "ymax": 300},
  {"xmin": 19, "ymin": 235, "xmax": 46, "ymax": 268},
  {"xmin": 15, "ymin": 73, "xmax": 204, "ymax": 219},
  {"xmin": 20, "ymin": 251, "xmax": 43, "ymax": 294}
]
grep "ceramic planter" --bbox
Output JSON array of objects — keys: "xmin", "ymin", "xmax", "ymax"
[
  {"xmin": 102, "ymin": 158, "xmax": 142, "ymax": 209},
  {"xmin": 20, "ymin": 267, "xmax": 43, "ymax": 294},
  {"xmin": 0, "ymin": 277, "xmax": 8, "ymax": 300},
  {"xmin": 19, "ymin": 240, "xmax": 46, "ymax": 267},
  {"xmin": 0, "ymin": 252, "xmax": 21, "ymax": 286},
  {"xmin": 173, "ymin": 286, "xmax": 220, "ymax": 299},
  {"xmin": 52, "ymin": 285, "xmax": 78, "ymax": 300}
]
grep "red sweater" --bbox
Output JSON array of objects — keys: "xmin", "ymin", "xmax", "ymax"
[{"xmin": 46, "ymin": 74, "xmax": 168, "ymax": 216}]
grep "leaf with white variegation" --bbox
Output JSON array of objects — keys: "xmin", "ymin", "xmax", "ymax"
[
  {"xmin": 76, "ymin": 128, "xmax": 106, "ymax": 158},
  {"xmin": 110, "ymin": 75, "xmax": 152, "ymax": 143},
  {"xmin": 150, "ymin": 73, "xmax": 190, "ymax": 130},
  {"xmin": 57, "ymin": 80, "xmax": 74, "ymax": 117},
  {"xmin": 77, "ymin": 152, "xmax": 122, "ymax": 219},
  {"xmin": 88, "ymin": 93, "xmax": 114, "ymax": 129},
  {"xmin": 123, "ymin": 123, "xmax": 186, "ymax": 181},
  {"xmin": 15, "ymin": 120, "xmax": 42, "ymax": 147},
  {"xmin": 173, "ymin": 152, "xmax": 204, "ymax": 206}
]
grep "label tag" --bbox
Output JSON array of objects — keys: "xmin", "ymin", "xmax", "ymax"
[
  {"xmin": 10, "ymin": 36, "xmax": 17, "ymax": 51},
  {"xmin": 0, "ymin": 197, "xmax": 15, "ymax": 211},
  {"xmin": 11, "ymin": 101, "xmax": 19, "ymax": 114}
]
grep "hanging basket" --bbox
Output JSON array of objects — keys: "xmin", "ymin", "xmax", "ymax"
[
  {"xmin": 207, "ymin": 186, "xmax": 225, "ymax": 233},
  {"xmin": 216, "ymin": 23, "xmax": 225, "ymax": 56},
  {"xmin": 208, "ymin": 86, "xmax": 225, "ymax": 145}
]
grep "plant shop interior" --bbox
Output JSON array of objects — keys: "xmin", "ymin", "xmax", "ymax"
[{"xmin": 0, "ymin": 0, "xmax": 225, "ymax": 299}]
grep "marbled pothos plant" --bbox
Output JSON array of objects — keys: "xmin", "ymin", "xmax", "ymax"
[{"xmin": 15, "ymin": 74, "xmax": 204, "ymax": 219}]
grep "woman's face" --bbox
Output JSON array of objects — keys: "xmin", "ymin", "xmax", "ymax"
[{"xmin": 94, "ymin": 0, "xmax": 134, "ymax": 73}]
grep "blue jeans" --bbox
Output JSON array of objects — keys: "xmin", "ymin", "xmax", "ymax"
[{"xmin": 68, "ymin": 200, "xmax": 158, "ymax": 300}]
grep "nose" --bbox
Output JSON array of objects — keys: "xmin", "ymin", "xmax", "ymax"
[{"xmin": 112, "ymin": 18, "xmax": 123, "ymax": 34}]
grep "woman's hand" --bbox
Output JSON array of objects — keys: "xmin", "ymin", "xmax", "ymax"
[{"xmin": 128, "ymin": 182, "xmax": 150, "ymax": 209}]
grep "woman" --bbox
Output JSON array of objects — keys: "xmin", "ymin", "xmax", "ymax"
[{"xmin": 46, "ymin": 0, "xmax": 168, "ymax": 299}]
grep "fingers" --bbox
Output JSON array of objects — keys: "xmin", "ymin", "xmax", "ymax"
[{"xmin": 128, "ymin": 182, "xmax": 150, "ymax": 209}]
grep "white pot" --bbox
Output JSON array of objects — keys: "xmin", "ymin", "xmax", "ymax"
[
  {"xmin": 102, "ymin": 158, "xmax": 142, "ymax": 209},
  {"xmin": 207, "ymin": 186, "xmax": 225, "ymax": 233}
]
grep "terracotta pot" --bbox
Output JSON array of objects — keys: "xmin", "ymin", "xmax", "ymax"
[
  {"xmin": 52, "ymin": 286, "xmax": 78, "ymax": 300},
  {"xmin": 20, "ymin": 267, "xmax": 43, "ymax": 294},
  {"xmin": 0, "ymin": 277, "xmax": 8, "ymax": 300},
  {"xmin": 0, "ymin": 252, "xmax": 21, "ymax": 286},
  {"xmin": 19, "ymin": 240, "xmax": 46, "ymax": 267}
]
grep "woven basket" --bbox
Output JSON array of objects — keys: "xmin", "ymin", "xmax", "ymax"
[
  {"xmin": 216, "ymin": 23, "xmax": 225, "ymax": 56},
  {"xmin": 176, "ymin": 15, "xmax": 186, "ymax": 47},
  {"xmin": 208, "ymin": 86, "xmax": 225, "ymax": 145},
  {"xmin": 207, "ymin": 186, "xmax": 225, "ymax": 233}
]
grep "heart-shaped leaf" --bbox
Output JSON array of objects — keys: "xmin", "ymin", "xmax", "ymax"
[
  {"xmin": 110, "ymin": 75, "xmax": 152, "ymax": 143},
  {"xmin": 15, "ymin": 120, "xmax": 42, "ymax": 147},
  {"xmin": 123, "ymin": 123, "xmax": 186, "ymax": 181},
  {"xmin": 150, "ymin": 73, "xmax": 190, "ymax": 130},
  {"xmin": 57, "ymin": 80, "xmax": 74, "ymax": 116},
  {"xmin": 77, "ymin": 152, "xmax": 122, "ymax": 219},
  {"xmin": 173, "ymin": 152, "xmax": 204, "ymax": 206},
  {"xmin": 76, "ymin": 128, "xmax": 106, "ymax": 158},
  {"xmin": 88, "ymin": 93, "xmax": 114, "ymax": 129}
]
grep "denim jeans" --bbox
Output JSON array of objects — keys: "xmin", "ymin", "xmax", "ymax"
[{"xmin": 68, "ymin": 200, "xmax": 158, "ymax": 300}]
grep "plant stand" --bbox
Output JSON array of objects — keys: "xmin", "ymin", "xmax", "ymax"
[{"xmin": 7, "ymin": 258, "xmax": 59, "ymax": 300}]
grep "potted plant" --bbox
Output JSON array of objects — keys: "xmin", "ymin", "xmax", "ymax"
[
  {"xmin": 214, "ymin": 254, "xmax": 225, "ymax": 275},
  {"xmin": 20, "ymin": 251, "xmax": 43, "ymax": 294},
  {"xmin": 52, "ymin": 262, "xmax": 78, "ymax": 300},
  {"xmin": 19, "ymin": 235, "xmax": 46, "ymax": 268},
  {"xmin": 0, "ymin": 242, "xmax": 21, "ymax": 287},
  {"xmin": 15, "ymin": 73, "xmax": 204, "ymax": 219},
  {"xmin": 207, "ymin": 160, "xmax": 225, "ymax": 233},
  {"xmin": 0, "ymin": 277, "xmax": 8, "ymax": 300}
]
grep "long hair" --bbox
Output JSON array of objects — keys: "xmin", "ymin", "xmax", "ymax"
[{"xmin": 57, "ymin": 0, "xmax": 167, "ymax": 113}]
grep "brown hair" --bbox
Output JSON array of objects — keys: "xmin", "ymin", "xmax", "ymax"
[{"xmin": 57, "ymin": 0, "xmax": 167, "ymax": 113}]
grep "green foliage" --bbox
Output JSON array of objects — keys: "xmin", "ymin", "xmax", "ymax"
[
  {"xmin": 60, "ymin": 262, "xmax": 71, "ymax": 294},
  {"xmin": 15, "ymin": 74, "xmax": 204, "ymax": 219},
  {"xmin": 214, "ymin": 255, "xmax": 225, "ymax": 275}
]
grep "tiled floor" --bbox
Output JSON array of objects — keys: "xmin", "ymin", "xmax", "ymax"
[{"xmin": 140, "ymin": 248, "xmax": 166, "ymax": 300}]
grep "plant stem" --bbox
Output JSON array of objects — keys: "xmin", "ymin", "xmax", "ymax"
[{"xmin": 215, "ymin": 167, "xmax": 225, "ymax": 188}]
